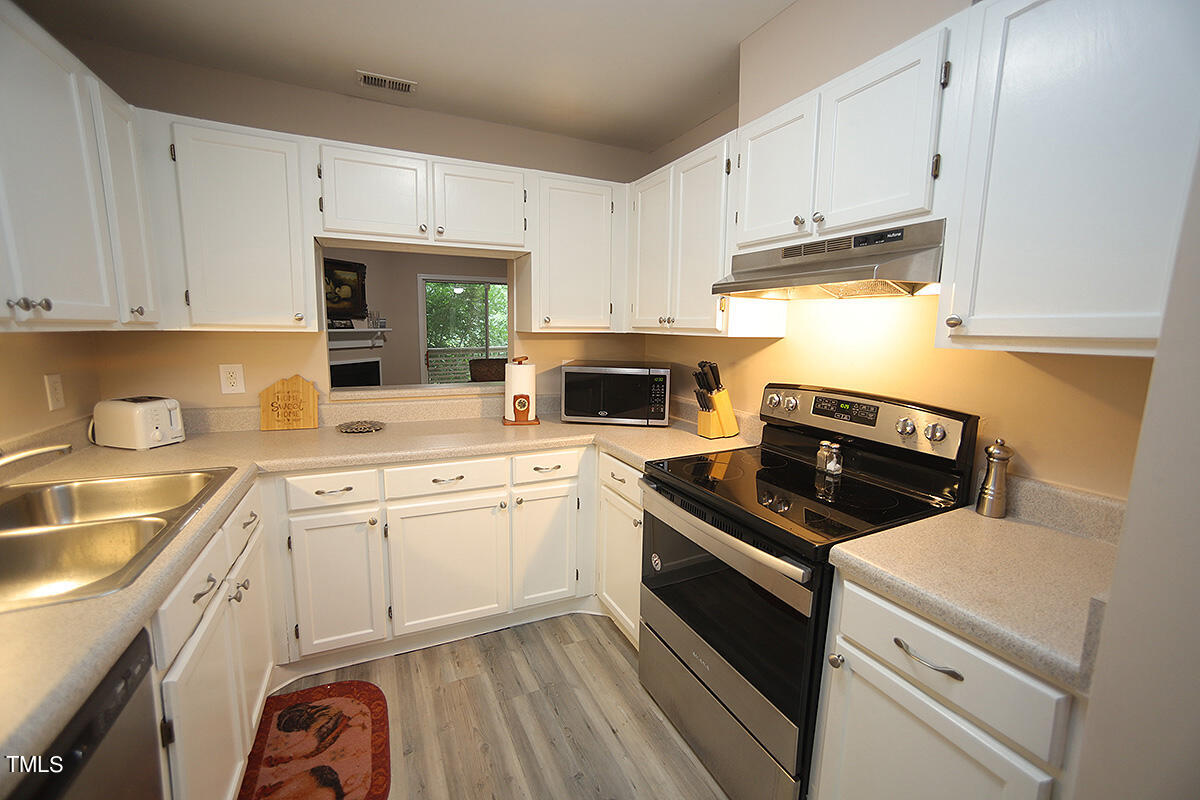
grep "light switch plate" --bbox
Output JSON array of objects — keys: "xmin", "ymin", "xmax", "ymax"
[
  {"xmin": 43, "ymin": 374, "xmax": 65, "ymax": 411},
  {"xmin": 219, "ymin": 364, "xmax": 245, "ymax": 394}
]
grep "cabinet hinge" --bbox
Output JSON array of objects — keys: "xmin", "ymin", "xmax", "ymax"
[
  {"xmin": 734, "ymin": 210, "xmax": 738, "ymax": 224},
  {"xmin": 575, "ymin": 569, "xmax": 580, "ymax": 581},
  {"xmin": 317, "ymin": 163, "xmax": 323, "ymax": 179},
  {"xmin": 318, "ymin": 196, "xmax": 324, "ymax": 212},
  {"xmin": 737, "ymin": 153, "xmax": 741, "ymax": 169},
  {"xmin": 523, "ymin": 189, "xmax": 527, "ymax": 203},
  {"xmin": 294, "ymin": 624, "xmax": 300, "ymax": 640},
  {"xmin": 523, "ymin": 217, "xmax": 527, "ymax": 231},
  {"xmin": 576, "ymin": 497, "xmax": 581, "ymax": 510},
  {"xmin": 931, "ymin": 153, "xmax": 942, "ymax": 179},
  {"xmin": 160, "ymin": 719, "xmax": 175, "ymax": 747},
  {"xmin": 609, "ymin": 302, "xmax": 613, "ymax": 314},
  {"xmin": 724, "ymin": 158, "xmax": 731, "ymax": 175},
  {"xmin": 383, "ymin": 522, "xmax": 389, "ymax": 539},
  {"xmin": 611, "ymin": 201, "xmax": 614, "ymax": 214},
  {"xmin": 286, "ymin": 535, "xmax": 292, "ymax": 551},
  {"xmin": 169, "ymin": 143, "xmax": 176, "ymax": 162},
  {"xmin": 183, "ymin": 290, "xmax": 190, "ymax": 306},
  {"xmin": 388, "ymin": 605, "xmax": 393, "ymax": 620},
  {"xmin": 940, "ymin": 60, "xmax": 951, "ymax": 89},
  {"xmin": 720, "ymin": 296, "xmax": 728, "ymax": 312}
]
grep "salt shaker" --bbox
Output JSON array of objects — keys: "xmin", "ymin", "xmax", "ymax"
[{"xmin": 975, "ymin": 438, "xmax": 1015, "ymax": 518}]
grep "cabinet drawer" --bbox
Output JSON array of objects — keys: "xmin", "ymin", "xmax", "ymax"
[
  {"xmin": 152, "ymin": 526, "xmax": 231, "ymax": 669},
  {"xmin": 512, "ymin": 449, "xmax": 584, "ymax": 485},
  {"xmin": 839, "ymin": 581, "xmax": 1071, "ymax": 765},
  {"xmin": 285, "ymin": 469, "xmax": 379, "ymax": 511},
  {"xmin": 224, "ymin": 482, "xmax": 262, "ymax": 559},
  {"xmin": 385, "ymin": 457, "xmax": 508, "ymax": 498},
  {"xmin": 599, "ymin": 452, "xmax": 642, "ymax": 506}
]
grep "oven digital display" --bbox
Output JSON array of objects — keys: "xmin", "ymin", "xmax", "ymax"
[{"xmin": 812, "ymin": 396, "xmax": 879, "ymax": 426}]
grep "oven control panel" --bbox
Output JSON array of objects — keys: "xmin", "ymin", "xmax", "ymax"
[{"xmin": 760, "ymin": 384, "xmax": 967, "ymax": 459}]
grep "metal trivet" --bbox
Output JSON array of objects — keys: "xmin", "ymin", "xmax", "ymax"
[{"xmin": 337, "ymin": 420, "xmax": 385, "ymax": 434}]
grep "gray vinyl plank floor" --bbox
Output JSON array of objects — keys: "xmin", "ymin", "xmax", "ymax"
[{"xmin": 274, "ymin": 613, "xmax": 729, "ymax": 800}]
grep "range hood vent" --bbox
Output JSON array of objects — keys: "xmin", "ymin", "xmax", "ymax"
[
  {"xmin": 714, "ymin": 219, "xmax": 945, "ymax": 300},
  {"xmin": 356, "ymin": 70, "xmax": 417, "ymax": 94}
]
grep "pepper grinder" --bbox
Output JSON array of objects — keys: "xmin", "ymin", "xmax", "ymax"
[{"xmin": 976, "ymin": 438, "xmax": 1015, "ymax": 518}]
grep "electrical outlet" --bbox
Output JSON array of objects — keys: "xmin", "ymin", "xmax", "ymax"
[
  {"xmin": 219, "ymin": 364, "xmax": 245, "ymax": 394},
  {"xmin": 43, "ymin": 374, "xmax": 65, "ymax": 411}
]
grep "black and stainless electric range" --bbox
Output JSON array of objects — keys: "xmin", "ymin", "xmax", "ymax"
[{"xmin": 638, "ymin": 383, "xmax": 979, "ymax": 800}]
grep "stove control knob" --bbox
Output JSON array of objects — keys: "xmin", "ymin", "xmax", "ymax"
[
  {"xmin": 766, "ymin": 392, "xmax": 782, "ymax": 409},
  {"xmin": 783, "ymin": 396, "xmax": 799, "ymax": 413},
  {"xmin": 895, "ymin": 417, "xmax": 916, "ymax": 437},
  {"xmin": 924, "ymin": 422, "xmax": 947, "ymax": 442}
]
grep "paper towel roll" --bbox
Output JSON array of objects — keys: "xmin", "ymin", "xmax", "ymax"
[{"xmin": 504, "ymin": 358, "xmax": 537, "ymax": 422}]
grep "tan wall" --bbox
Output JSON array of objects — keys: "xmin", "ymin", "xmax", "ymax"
[
  {"xmin": 738, "ymin": 0, "xmax": 970, "ymax": 124},
  {"xmin": 323, "ymin": 248, "xmax": 508, "ymax": 387},
  {"xmin": 0, "ymin": 333, "xmax": 103, "ymax": 441},
  {"xmin": 62, "ymin": 37, "xmax": 654, "ymax": 183},
  {"xmin": 645, "ymin": 103, "xmax": 739, "ymax": 172},
  {"xmin": 645, "ymin": 297, "xmax": 1151, "ymax": 498}
]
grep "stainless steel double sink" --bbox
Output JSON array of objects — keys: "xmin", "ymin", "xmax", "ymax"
[{"xmin": 0, "ymin": 467, "xmax": 236, "ymax": 613}]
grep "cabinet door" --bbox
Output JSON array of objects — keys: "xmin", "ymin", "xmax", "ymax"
[
  {"xmin": 630, "ymin": 168, "xmax": 673, "ymax": 329},
  {"xmin": 161, "ymin": 581, "xmax": 245, "ymax": 800},
  {"xmin": 173, "ymin": 124, "xmax": 309, "ymax": 328},
  {"xmin": 670, "ymin": 138, "xmax": 729, "ymax": 332},
  {"xmin": 814, "ymin": 638, "xmax": 1051, "ymax": 800},
  {"xmin": 229, "ymin": 530, "xmax": 273, "ymax": 747},
  {"xmin": 512, "ymin": 480, "xmax": 577, "ymax": 608},
  {"xmin": 289, "ymin": 507, "xmax": 388, "ymax": 655},
  {"xmin": 598, "ymin": 486, "xmax": 642, "ymax": 644},
  {"xmin": 813, "ymin": 28, "xmax": 947, "ymax": 234},
  {"xmin": 388, "ymin": 490, "xmax": 509, "ymax": 633},
  {"xmin": 432, "ymin": 161, "xmax": 525, "ymax": 246},
  {"xmin": 320, "ymin": 144, "xmax": 429, "ymax": 238},
  {"xmin": 734, "ymin": 94, "xmax": 819, "ymax": 248},
  {"xmin": 0, "ymin": 8, "xmax": 118, "ymax": 324},
  {"xmin": 538, "ymin": 177, "xmax": 613, "ymax": 329},
  {"xmin": 89, "ymin": 78, "xmax": 159, "ymax": 324},
  {"xmin": 942, "ymin": 0, "xmax": 1200, "ymax": 346}
]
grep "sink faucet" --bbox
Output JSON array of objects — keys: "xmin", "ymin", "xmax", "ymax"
[{"xmin": 0, "ymin": 443, "xmax": 73, "ymax": 471}]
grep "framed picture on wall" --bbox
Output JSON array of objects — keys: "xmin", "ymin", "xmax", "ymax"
[{"xmin": 324, "ymin": 258, "xmax": 367, "ymax": 320}]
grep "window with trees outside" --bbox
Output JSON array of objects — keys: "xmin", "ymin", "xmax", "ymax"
[{"xmin": 419, "ymin": 277, "xmax": 509, "ymax": 383}]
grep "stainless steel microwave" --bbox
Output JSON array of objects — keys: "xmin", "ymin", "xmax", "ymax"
[{"xmin": 560, "ymin": 362, "xmax": 671, "ymax": 426}]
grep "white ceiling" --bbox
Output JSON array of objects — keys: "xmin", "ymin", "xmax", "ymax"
[{"xmin": 19, "ymin": 0, "xmax": 795, "ymax": 151}]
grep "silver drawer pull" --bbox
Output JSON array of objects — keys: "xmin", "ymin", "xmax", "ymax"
[
  {"xmin": 610, "ymin": 471, "xmax": 626, "ymax": 484},
  {"xmin": 192, "ymin": 574, "xmax": 217, "ymax": 604},
  {"xmin": 533, "ymin": 464, "xmax": 561, "ymax": 473},
  {"xmin": 893, "ymin": 637, "xmax": 964, "ymax": 681},
  {"xmin": 241, "ymin": 510, "xmax": 259, "ymax": 529},
  {"xmin": 314, "ymin": 486, "xmax": 353, "ymax": 496},
  {"xmin": 432, "ymin": 474, "xmax": 465, "ymax": 484}
]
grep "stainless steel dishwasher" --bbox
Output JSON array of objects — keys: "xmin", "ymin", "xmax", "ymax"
[{"xmin": 11, "ymin": 630, "xmax": 163, "ymax": 800}]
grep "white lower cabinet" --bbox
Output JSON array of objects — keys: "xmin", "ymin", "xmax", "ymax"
[
  {"xmin": 228, "ymin": 531, "xmax": 273, "ymax": 748},
  {"xmin": 597, "ymin": 485, "xmax": 642, "ymax": 643},
  {"xmin": 387, "ymin": 489, "xmax": 510, "ymax": 633},
  {"xmin": 288, "ymin": 506, "xmax": 388, "ymax": 655},
  {"xmin": 511, "ymin": 480, "xmax": 578, "ymax": 608}
]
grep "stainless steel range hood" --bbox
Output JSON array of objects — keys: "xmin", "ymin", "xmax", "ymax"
[{"xmin": 713, "ymin": 219, "xmax": 945, "ymax": 300}]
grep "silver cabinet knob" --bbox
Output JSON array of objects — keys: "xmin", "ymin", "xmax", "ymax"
[
  {"xmin": 543, "ymin": 316, "xmax": 551, "ymax": 324},
  {"xmin": 666, "ymin": 316, "xmax": 675, "ymax": 325},
  {"xmin": 368, "ymin": 517, "xmax": 378, "ymax": 526},
  {"xmin": 924, "ymin": 423, "xmax": 947, "ymax": 442},
  {"xmin": 515, "ymin": 497, "xmax": 524, "ymax": 506},
  {"xmin": 793, "ymin": 215, "xmax": 805, "ymax": 226},
  {"xmin": 766, "ymin": 393, "xmax": 782, "ymax": 408},
  {"xmin": 896, "ymin": 417, "xmax": 916, "ymax": 437},
  {"xmin": 812, "ymin": 212, "xmax": 825, "ymax": 224},
  {"xmin": 294, "ymin": 312, "xmax": 305, "ymax": 321},
  {"xmin": 633, "ymin": 518, "xmax": 642, "ymax": 528},
  {"xmin": 6, "ymin": 298, "xmax": 30, "ymax": 311},
  {"xmin": 419, "ymin": 223, "xmax": 428, "ymax": 233},
  {"xmin": 658, "ymin": 316, "xmax": 666, "ymax": 324},
  {"xmin": 828, "ymin": 653, "xmax": 844, "ymax": 669},
  {"xmin": 436, "ymin": 225, "xmax": 445, "ymax": 235},
  {"xmin": 228, "ymin": 589, "xmax": 244, "ymax": 603},
  {"xmin": 130, "ymin": 305, "xmax": 145, "ymax": 316},
  {"xmin": 236, "ymin": 578, "xmax": 250, "ymax": 591},
  {"xmin": 499, "ymin": 500, "xmax": 507, "ymax": 509},
  {"xmin": 945, "ymin": 314, "xmax": 963, "ymax": 328}
]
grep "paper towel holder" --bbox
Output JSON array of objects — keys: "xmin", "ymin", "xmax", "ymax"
[{"xmin": 502, "ymin": 355, "xmax": 541, "ymax": 426}]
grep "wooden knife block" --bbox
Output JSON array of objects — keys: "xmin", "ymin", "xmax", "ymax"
[{"xmin": 697, "ymin": 389, "xmax": 739, "ymax": 439}]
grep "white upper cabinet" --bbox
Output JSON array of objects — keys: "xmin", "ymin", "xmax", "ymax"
[
  {"xmin": 812, "ymin": 27, "xmax": 947, "ymax": 234},
  {"xmin": 938, "ymin": 0, "xmax": 1200, "ymax": 355},
  {"xmin": 319, "ymin": 144, "xmax": 429, "ymax": 239},
  {"xmin": 173, "ymin": 123, "xmax": 312, "ymax": 329},
  {"xmin": 733, "ymin": 93, "xmax": 820, "ymax": 248},
  {"xmin": 630, "ymin": 167, "xmax": 674, "ymax": 329},
  {"xmin": 670, "ymin": 137, "xmax": 730, "ymax": 332},
  {"xmin": 537, "ymin": 177, "xmax": 614, "ymax": 329},
  {"xmin": 432, "ymin": 161, "xmax": 525, "ymax": 246},
  {"xmin": 89, "ymin": 77, "xmax": 159, "ymax": 324},
  {"xmin": 0, "ymin": 4, "xmax": 119, "ymax": 324}
]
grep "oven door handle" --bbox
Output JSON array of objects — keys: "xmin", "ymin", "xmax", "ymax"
[{"xmin": 641, "ymin": 480, "xmax": 814, "ymax": 616}]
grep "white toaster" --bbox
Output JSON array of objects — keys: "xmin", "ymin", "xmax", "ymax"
[{"xmin": 92, "ymin": 396, "xmax": 186, "ymax": 450}]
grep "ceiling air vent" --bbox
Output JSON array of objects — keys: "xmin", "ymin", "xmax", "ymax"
[{"xmin": 356, "ymin": 70, "xmax": 416, "ymax": 94}]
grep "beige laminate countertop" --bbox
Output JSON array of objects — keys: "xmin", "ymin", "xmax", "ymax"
[
  {"xmin": 0, "ymin": 417, "xmax": 754, "ymax": 791},
  {"xmin": 830, "ymin": 507, "xmax": 1118, "ymax": 693}
]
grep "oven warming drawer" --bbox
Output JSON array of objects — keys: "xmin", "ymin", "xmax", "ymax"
[{"xmin": 640, "ymin": 620, "xmax": 799, "ymax": 800}]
